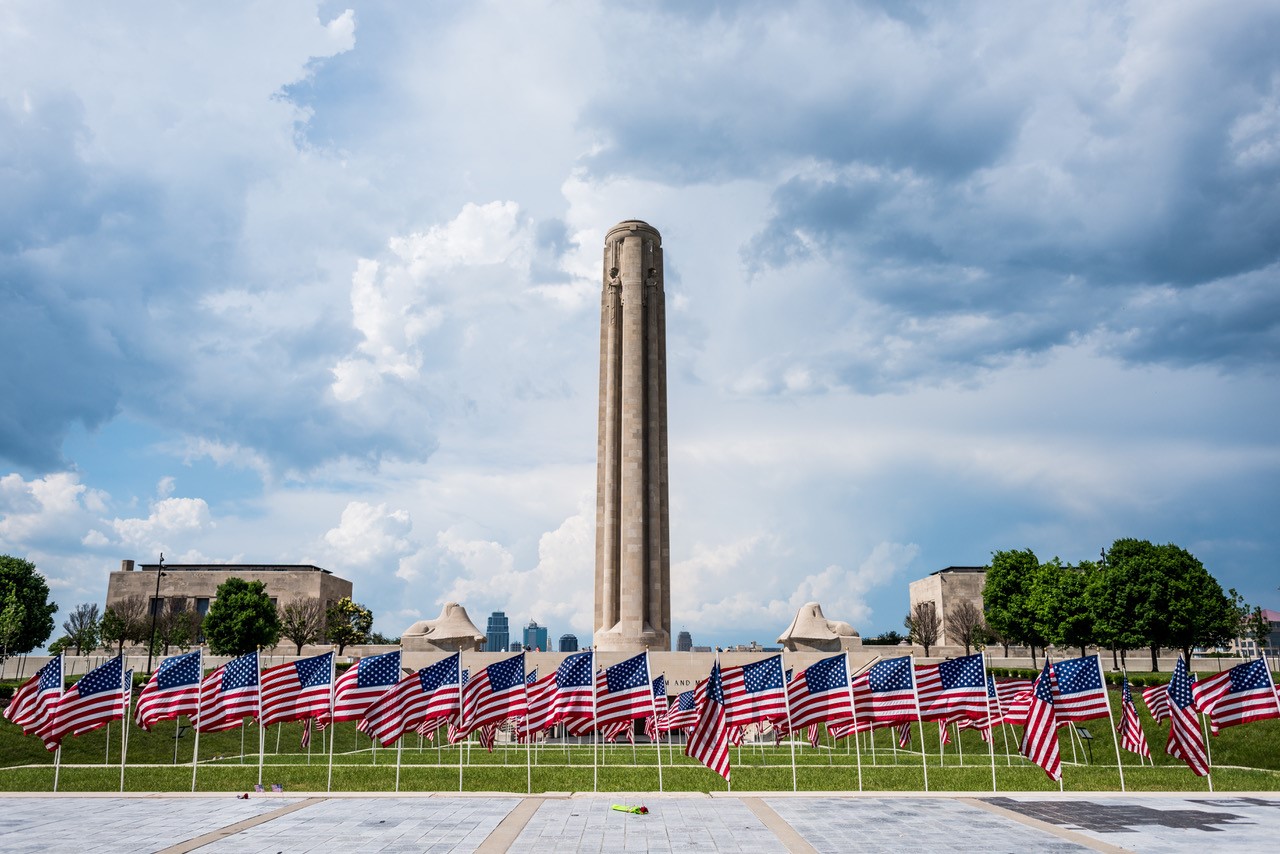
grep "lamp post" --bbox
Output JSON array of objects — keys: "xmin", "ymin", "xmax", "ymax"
[{"xmin": 145, "ymin": 553, "xmax": 166, "ymax": 675}]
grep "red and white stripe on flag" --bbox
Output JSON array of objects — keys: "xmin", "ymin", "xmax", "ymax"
[
  {"xmin": 332, "ymin": 650, "xmax": 402, "ymax": 723},
  {"xmin": 1049, "ymin": 655, "xmax": 1112, "ymax": 723},
  {"xmin": 1118, "ymin": 678, "xmax": 1151, "ymax": 759},
  {"xmin": 1192, "ymin": 658, "xmax": 1280, "ymax": 734},
  {"xmin": 362, "ymin": 654, "xmax": 462, "ymax": 747},
  {"xmin": 134, "ymin": 650, "xmax": 202, "ymax": 731},
  {"xmin": 595, "ymin": 653, "xmax": 653, "ymax": 730},
  {"xmin": 787, "ymin": 654, "xmax": 853, "ymax": 731},
  {"xmin": 43, "ymin": 656, "xmax": 126, "ymax": 747},
  {"xmin": 1166, "ymin": 658, "xmax": 1210, "ymax": 776},
  {"xmin": 459, "ymin": 654, "xmax": 528, "ymax": 733},
  {"xmin": 4, "ymin": 654, "xmax": 63, "ymax": 743},
  {"xmin": 914, "ymin": 653, "xmax": 988, "ymax": 723},
  {"xmin": 685, "ymin": 664, "xmax": 730, "ymax": 781},
  {"xmin": 260, "ymin": 652, "xmax": 334, "ymax": 728},
  {"xmin": 195, "ymin": 651, "xmax": 259, "ymax": 733},
  {"xmin": 721, "ymin": 654, "xmax": 787, "ymax": 729},
  {"xmin": 1018, "ymin": 663, "xmax": 1062, "ymax": 782}
]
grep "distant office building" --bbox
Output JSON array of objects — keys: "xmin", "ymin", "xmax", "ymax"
[
  {"xmin": 509, "ymin": 641, "xmax": 523, "ymax": 652},
  {"xmin": 558, "ymin": 633, "xmax": 579, "ymax": 652},
  {"xmin": 486, "ymin": 611, "xmax": 510, "ymax": 652},
  {"xmin": 524, "ymin": 620, "xmax": 549, "ymax": 651},
  {"xmin": 676, "ymin": 631, "xmax": 692, "ymax": 652}
]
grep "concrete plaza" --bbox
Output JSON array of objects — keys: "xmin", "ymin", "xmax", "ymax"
[{"xmin": 0, "ymin": 791, "xmax": 1276, "ymax": 853}]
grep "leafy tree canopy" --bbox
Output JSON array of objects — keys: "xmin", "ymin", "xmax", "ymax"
[
  {"xmin": 202, "ymin": 578, "xmax": 281, "ymax": 656},
  {"xmin": 326, "ymin": 597, "xmax": 373, "ymax": 655},
  {"xmin": 983, "ymin": 548, "xmax": 1046, "ymax": 658},
  {"xmin": 0, "ymin": 555, "xmax": 58, "ymax": 653}
]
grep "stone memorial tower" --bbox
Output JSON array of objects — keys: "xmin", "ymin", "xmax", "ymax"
[{"xmin": 594, "ymin": 220, "xmax": 671, "ymax": 652}]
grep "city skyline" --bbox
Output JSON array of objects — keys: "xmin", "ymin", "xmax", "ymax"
[{"xmin": 1, "ymin": 2, "xmax": 1278, "ymax": 650}]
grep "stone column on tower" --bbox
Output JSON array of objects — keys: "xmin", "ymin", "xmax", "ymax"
[{"xmin": 594, "ymin": 220, "xmax": 671, "ymax": 652}]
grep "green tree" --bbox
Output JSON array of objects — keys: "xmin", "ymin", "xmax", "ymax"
[
  {"xmin": 46, "ymin": 635, "xmax": 72, "ymax": 655},
  {"xmin": 0, "ymin": 555, "xmax": 58, "ymax": 653},
  {"xmin": 0, "ymin": 588, "xmax": 25, "ymax": 666},
  {"xmin": 983, "ymin": 548, "xmax": 1047, "ymax": 666},
  {"xmin": 1105, "ymin": 538, "xmax": 1236, "ymax": 669},
  {"xmin": 202, "ymin": 578, "xmax": 281, "ymax": 655},
  {"xmin": 1086, "ymin": 550, "xmax": 1147, "ymax": 669},
  {"xmin": 325, "ymin": 597, "xmax": 373, "ymax": 655},
  {"xmin": 63, "ymin": 603, "xmax": 101, "ymax": 656},
  {"xmin": 1030, "ymin": 558, "xmax": 1095, "ymax": 658}
]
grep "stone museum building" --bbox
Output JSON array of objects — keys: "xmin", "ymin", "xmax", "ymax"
[
  {"xmin": 106, "ymin": 559, "xmax": 353, "ymax": 619},
  {"xmin": 907, "ymin": 565, "xmax": 987, "ymax": 648}
]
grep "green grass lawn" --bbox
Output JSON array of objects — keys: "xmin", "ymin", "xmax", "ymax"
[{"xmin": 3, "ymin": 684, "xmax": 1278, "ymax": 793}]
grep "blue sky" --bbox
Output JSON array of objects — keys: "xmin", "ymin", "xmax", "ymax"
[{"xmin": 2, "ymin": 1, "xmax": 1278, "ymax": 649}]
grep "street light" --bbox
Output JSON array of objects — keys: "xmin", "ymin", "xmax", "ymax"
[{"xmin": 145, "ymin": 553, "xmax": 166, "ymax": 675}]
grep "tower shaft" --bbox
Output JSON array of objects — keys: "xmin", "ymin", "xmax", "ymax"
[{"xmin": 594, "ymin": 220, "xmax": 670, "ymax": 652}]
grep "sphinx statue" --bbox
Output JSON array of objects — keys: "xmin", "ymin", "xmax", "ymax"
[
  {"xmin": 777, "ymin": 601, "xmax": 862, "ymax": 652},
  {"xmin": 401, "ymin": 602, "xmax": 487, "ymax": 652}
]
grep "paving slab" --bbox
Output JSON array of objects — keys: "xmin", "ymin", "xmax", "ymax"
[
  {"xmin": 0, "ymin": 797, "xmax": 303, "ymax": 854},
  {"xmin": 192, "ymin": 796, "xmax": 520, "ymax": 854},
  {"xmin": 0, "ymin": 793, "xmax": 1276, "ymax": 853}
]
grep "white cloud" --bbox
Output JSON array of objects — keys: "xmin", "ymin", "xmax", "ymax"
[
  {"xmin": 322, "ymin": 501, "xmax": 414, "ymax": 568},
  {"xmin": 0, "ymin": 472, "xmax": 106, "ymax": 546},
  {"xmin": 110, "ymin": 497, "xmax": 213, "ymax": 553}
]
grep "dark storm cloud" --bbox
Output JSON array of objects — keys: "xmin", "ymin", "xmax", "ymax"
[{"xmin": 0, "ymin": 90, "xmax": 427, "ymax": 475}]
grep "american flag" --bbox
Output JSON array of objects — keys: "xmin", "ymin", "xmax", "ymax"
[
  {"xmin": 362, "ymin": 652, "xmax": 462, "ymax": 747},
  {"xmin": 1141, "ymin": 684, "xmax": 1171, "ymax": 722},
  {"xmin": 332, "ymin": 650, "xmax": 402, "ymax": 722},
  {"xmin": 135, "ymin": 650, "xmax": 202, "ymax": 731},
  {"xmin": 685, "ymin": 662, "xmax": 730, "ymax": 781},
  {"xmin": 602, "ymin": 719, "xmax": 633, "ymax": 743},
  {"xmin": 645, "ymin": 675, "xmax": 668, "ymax": 742},
  {"xmin": 459, "ymin": 653, "xmax": 527, "ymax": 733},
  {"xmin": 661, "ymin": 689, "xmax": 698, "ymax": 731},
  {"xmin": 1117, "ymin": 676, "xmax": 1151, "ymax": 758},
  {"xmin": 956, "ymin": 715, "xmax": 992, "ymax": 742},
  {"xmin": 44, "ymin": 655, "xmax": 126, "ymax": 747},
  {"xmin": 722, "ymin": 655, "xmax": 787, "ymax": 728},
  {"xmin": 914, "ymin": 653, "xmax": 988, "ymax": 722},
  {"xmin": 416, "ymin": 714, "xmax": 449, "ymax": 739},
  {"xmin": 992, "ymin": 677, "xmax": 1033, "ymax": 724},
  {"xmin": 1051, "ymin": 655, "xmax": 1111, "ymax": 723},
  {"xmin": 897, "ymin": 721, "xmax": 911, "ymax": 748},
  {"xmin": 786, "ymin": 654, "xmax": 852, "ymax": 730},
  {"xmin": 1192, "ymin": 658, "xmax": 1280, "ymax": 734},
  {"xmin": 595, "ymin": 653, "xmax": 652, "ymax": 730},
  {"xmin": 3, "ymin": 654, "xmax": 62, "ymax": 742},
  {"xmin": 521, "ymin": 672, "xmax": 560, "ymax": 736},
  {"xmin": 851, "ymin": 656, "xmax": 917, "ymax": 723},
  {"xmin": 1165, "ymin": 657, "xmax": 1210, "ymax": 776},
  {"xmin": 555, "ymin": 651, "xmax": 596, "ymax": 724},
  {"xmin": 261, "ymin": 652, "xmax": 333, "ymax": 728},
  {"xmin": 938, "ymin": 719, "xmax": 952, "ymax": 745},
  {"xmin": 196, "ymin": 651, "xmax": 259, "ymax": 733},
  {"xmin": 1018, "ymin": 661, "xmax": 1062, "ymax": 781}
]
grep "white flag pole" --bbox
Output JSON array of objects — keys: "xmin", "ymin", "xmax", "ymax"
[
  {"xmin": 395, "ymin": 737, "xmax": 402, "ymax": 792},
  {"xmin": 981, "ymin": 653, "xmax": 998, "ymax": 792},
  {"xmin": 192, "ymin": 649, "xmax": 203, "ymax": 793},
  {"xmin": 326, "ymin": 648, "xmax": 336, "ymax": 793},
  {"xmin": 256, "ymin": 651, "xmax": 265, "ymax": 788},
  {"xmin": 648, "ymin": 653, "xmax": 663, "ymax": 793},
  {"xmin": 1097, "ymin": 654, "xmax": 1127, "ymax": 792},
  {"xmin": 53, "ymin": 745, "xmax": 61, "ymax": 792},
  {"xmin": 781, "ymin": 655, "xmax": 798, "ymax": 792},
  {"xmin": 909, "ymin": 655, "xmax": 929, "ymax": 791},
  {"xmin": 592, "ymin": 650, "xmax": 599, "ymax": 793},
  {"xmin": 843, "ymin": 652, "xmax": 862, "ymax": 791},
  {"xmin": 119, "ymin": 672, "xmax": 131, "ymax": 792}
]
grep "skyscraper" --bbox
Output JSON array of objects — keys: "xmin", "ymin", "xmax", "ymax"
[
  {"xmin": 559, "ymin": 633, "xmax": 579, "ymax": 652},
  {"xmin": 485, "ymin": 611, "xmax": 509, "ymax": 653},
  {"xmin": 523, "ymin": 620, "xmax": 548, "ymax": 651},
  {"xmin": 676, "ymin": 630, "xmax": 692, "ymax": 652},
  {"xmin": 594, "ymin": 220, "xmax": 671, "ymax": 652}
]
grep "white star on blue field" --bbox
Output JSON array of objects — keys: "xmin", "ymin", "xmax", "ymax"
[{"xmin": 2, "ymin": 1, "xmax": 1278, "ymax": 649}]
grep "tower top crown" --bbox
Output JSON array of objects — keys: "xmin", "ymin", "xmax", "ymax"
[{"xmin": 605, "ymin": 220, "xmax": 661, "ymax": 245}]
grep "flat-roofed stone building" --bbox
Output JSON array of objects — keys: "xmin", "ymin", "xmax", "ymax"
[
  {"xmin": 907, "ymin": 565, "xmax": 987, "ymax": 648},
  {"xmin": 106, "ymin": 559, "xmax": 353, "ymax": 621}
]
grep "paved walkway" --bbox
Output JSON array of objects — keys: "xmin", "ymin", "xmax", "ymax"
[{"xmin": 0, "ymin": 792, "xmax": 1276, "ymax": 853}]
